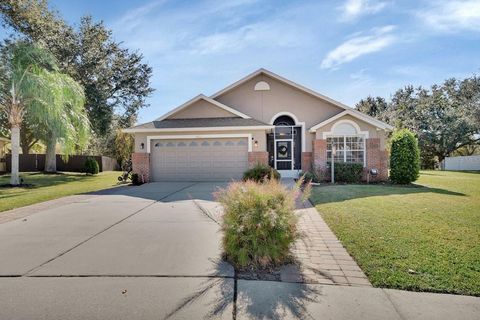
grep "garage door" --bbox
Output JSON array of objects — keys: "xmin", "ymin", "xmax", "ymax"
[{"xmin": 150, "ymin": 138, "xmax": 249, "ymax": 181}]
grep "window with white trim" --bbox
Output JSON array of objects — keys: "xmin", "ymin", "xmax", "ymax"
[{"xmin": 327, "ymin": 136, "xmax": 365, "ymax": 166}]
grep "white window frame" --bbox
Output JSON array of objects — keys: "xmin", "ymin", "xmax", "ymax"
[
  {"xmin": 326, "ymin": 135, "xmax": 366, "ymax": 167},
  {"xmin": 323, "ymin": 119, "xmax": 368, "ymax": 167}
]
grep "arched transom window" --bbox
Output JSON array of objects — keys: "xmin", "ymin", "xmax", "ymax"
[{"xmin": 326, "ymin": 120, "xmax": 366, "ymax": 166}]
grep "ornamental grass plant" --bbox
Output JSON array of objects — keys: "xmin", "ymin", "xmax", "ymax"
[{"xmin": 215, "ymin": 178, "xmax": 308, "ymax": 269}]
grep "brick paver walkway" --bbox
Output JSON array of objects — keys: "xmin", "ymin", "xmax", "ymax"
[{"xmin": 283, "ymin": 200, "xmax": 371, "ymax": 287}]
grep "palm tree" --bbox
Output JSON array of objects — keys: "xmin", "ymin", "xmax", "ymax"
[{"xmin": 0, "ymin": 41, "xmax": 89, "ymax": 184}]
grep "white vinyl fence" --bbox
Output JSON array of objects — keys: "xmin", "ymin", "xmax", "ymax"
[{"xmin": 441, "ymin": 155, "xmax": 480, "ymax": 171}]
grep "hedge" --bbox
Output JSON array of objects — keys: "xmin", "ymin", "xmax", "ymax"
[{"xmin": 390, "ymin": 129, "xmax": 420, "ymax": 184}]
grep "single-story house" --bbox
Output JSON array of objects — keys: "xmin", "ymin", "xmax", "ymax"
[
  {"xmin": 124, "ymin": 69, "xmax": 393, "ymax": 182},
  {"xmin": 0, "ymin": 137, "xmax": 9, "ymax": 173}
]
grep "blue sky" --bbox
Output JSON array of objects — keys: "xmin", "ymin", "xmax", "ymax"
[{"xmin": 4, "ymin": 0, "xmax": 480, "ymax": 123}]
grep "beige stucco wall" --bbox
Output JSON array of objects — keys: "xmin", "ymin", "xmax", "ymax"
[
  {"xmin": 214, "ymin": 74, "xmax": 345, "ymax": 152},
  {"xmin": 314, "ymin": 114, "xmax": 388, "ymax": 149},
  {"xmin": 169, "ymin": 99, "xmax": 238, "ymax": 119},
  {"xmin": 133, "ymin": 129, "xmax": 267, "ymax": 153}
]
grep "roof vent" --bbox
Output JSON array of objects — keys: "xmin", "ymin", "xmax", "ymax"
[{"xmin": 254, "ymin": 81, "xmax": 270, "ymax": 91}]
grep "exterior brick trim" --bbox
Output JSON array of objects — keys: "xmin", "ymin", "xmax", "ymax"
[
  {"xmin": 248, "ymin": 151, "xmax": 268, "ymax": 167},
  {"xmin": 132, "ymin": 152, "xmax": 150, "ymax": 183},
  {"xmin": 301, "ymin": 152, "xmax": 313, "ymax": 171},
  {"xmin": 365, "ymin": 138, "xmax": 388, "ymax": 181},
  {"xmin": 313, "ymin": 139, "xmax": 327, "ymax": 170}
]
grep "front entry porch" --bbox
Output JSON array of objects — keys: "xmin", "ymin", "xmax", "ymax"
[{"xmin": 267, "ymin": 115, "xmax": 303, "ymax": 178}]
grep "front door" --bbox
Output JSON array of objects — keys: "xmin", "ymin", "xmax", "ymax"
[{"xmin": 275, "ymin": 140, "xmax": 293, "ymax": 170}]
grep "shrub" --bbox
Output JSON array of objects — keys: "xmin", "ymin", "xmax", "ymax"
[
  {"xmin": 301, "ymin": 166, "xmax": 324, "ymax": 183},
  {"xmin": 333, "ymin": 162, "xmax": 363, "ymax": 183},
  {"xmin": 84, "ymin": 157, "xmax": 99, "ymax": 175},
  {"xmin": 390, "ymin": 129, "xmax": 420, "ymax": 184},
  {"xmin": 214, "ymin": 179, "xmax": 299, "ymax": 269},
  {"xmin": 130, "ymin": 173, "xmax": 144, "ymax": 185},
  {"xmin": 243, "ymin": 163, "xmax": 280, "ymax": 182}
]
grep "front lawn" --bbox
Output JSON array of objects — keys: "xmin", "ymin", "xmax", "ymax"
[
  {"xmin": 0, "ymin": 172, "xmax": 120, "ymax": 213},
  {"xmin": 310, "ymin": 171, "xmax": 480, "ymax": 296}
]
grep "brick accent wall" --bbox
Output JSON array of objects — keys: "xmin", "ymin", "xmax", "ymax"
[
  {"xmin": 365, "ymin": 138, "xmax": 389, "ymax": 182},
  {"xmin": 301, "ymin": 152, "xmax": 313, "ymax": 171},
  {"xmin": 248, "ymin": 151, "xmax": 268, "ymax": 167},
  {"xmin": 312, "ymin": 139, "xmax": 329, "ymax": 181},
  {"xmin": 313, "ymin": 139, "xmax": 327, "ymax": 170},
  {"xmin": 132, "ymin": 152, "xmax": 150, "ymax": 183}
]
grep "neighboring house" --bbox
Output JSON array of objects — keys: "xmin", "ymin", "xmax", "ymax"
[
  {"xmin": 0, "ymin": 137, "xmax": 9, "ymax": 173},
  {"xmin": 125, "ymin": 69, "xmax": 393, "ymax": 182}
]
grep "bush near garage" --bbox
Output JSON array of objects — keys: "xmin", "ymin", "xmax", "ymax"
[
  {"xmin": 243, "ymin": 163, "xmax": 280, "ymax": 182},
  {"xmin": 215, "ymin": 178, "xmax": 300, "ymax": 269},
  {"xmin": 130, "ymin": 173, "xmax": 144, "ymax": 185},
  {"xmin": 390, "ymin": 129, "xmax": 420, "ymax": 184},
  {"xmin": 84, "ymin": 157, "xmax": 99, "ymax": 175}
]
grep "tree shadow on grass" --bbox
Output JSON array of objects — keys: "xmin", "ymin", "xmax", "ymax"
[
  {"xmin": 0, "ymin": 172, "xmax": 96, "ymax": 189},
  {"xmin": 311, "ymin": 183, "xmax": 465, "ymax": 205}
]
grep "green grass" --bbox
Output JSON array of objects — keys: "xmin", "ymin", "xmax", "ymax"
[
  {"xmin": 0, "ymin": 171, "xmax": 121, "ymax": 213},
  {"xmin": 310, "ymin": 170, "xmax": 480, "ymax": 296}
]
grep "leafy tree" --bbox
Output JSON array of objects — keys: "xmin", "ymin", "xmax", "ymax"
[
  {"xmin": 451, "ymin": 145, "xmax": 480, "ymax": 156},
  {"xmin": 0, "ymin": 42, "xmax": 89, "ymax": 183},
  {"xmin": 0, "ymin": 0, "xmax": 153, "ymax": 154},
  {"xmin": 356, "ymin": 76, "xmax": 480, "ymax": 168},
  {"xmin": 356, "ymin": 96, "xmax": 390, "ymax": 123},
  {"xmin": 113, "ymin": 128, "xmax": 134, "ymax": 165},
  {"xmin": 390, "ymin": 129, "xmax": 420, "ymax": 184}
]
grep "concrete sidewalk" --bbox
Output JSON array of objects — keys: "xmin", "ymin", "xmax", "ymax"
[{"xmin": 0, "ymin": 277, "xmax": 478, "ymax": 320}]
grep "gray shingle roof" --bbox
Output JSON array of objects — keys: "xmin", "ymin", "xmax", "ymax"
[{"xmin": 131, "ymin": 117, "xmax": 271, "ymax": 129}]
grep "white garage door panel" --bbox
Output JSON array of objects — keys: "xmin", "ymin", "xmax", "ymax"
[{"xmin": 151, "ymin": 138, "xmax": 248, "ymax": 181}]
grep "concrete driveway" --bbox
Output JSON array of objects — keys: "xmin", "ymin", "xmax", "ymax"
[{"xmin": 0, "ymin": 182, "xmax": 478, "ymax": 320}]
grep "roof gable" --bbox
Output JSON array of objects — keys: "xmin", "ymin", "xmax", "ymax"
[
  {"xmin": 211, "ymin": 68, "xmax": 351, "ymax": 110},
  {"xmin": 211, "ymin": 68, "xmax": 392, "ymax": 130},
  {"xmin": 309, "ymin": 110, "xmax": 393, "ymax": 131},
  {"xmin": 156, "ymin": 94, "xmax": 251, "ymax": 121}
]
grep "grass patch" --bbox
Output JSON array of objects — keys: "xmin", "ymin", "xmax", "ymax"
[
  {"xmin": 0, "ymin": 171, "xmax": 120, "ymax": 213},
  {"xmin": 310, "ymin": 170, "xmax": 480, "ymax": 296}
]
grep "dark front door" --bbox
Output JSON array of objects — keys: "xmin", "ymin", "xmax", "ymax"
[
  {"xmin": 276, "ymin": 140, "xmax": 292, "ymax": 170},
  {"xmin": 267, "ymin": 126, "xmax": 302, "ymax": 170}
]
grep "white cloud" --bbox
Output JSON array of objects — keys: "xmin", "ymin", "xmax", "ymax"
[
  {"xmin": 321, "ymin": 26, "xmax": 396, "ymax": 69},
  {"xmin": 340, "ymin": 0, "xmax": 389, "ymax": 21},
  {"xmin": 191, "ymin": 21, "xmax": 308, "ymax": 55},
  {"xmin": 419, "ymin": 0, "xmax": 480, "ymax": 32}
]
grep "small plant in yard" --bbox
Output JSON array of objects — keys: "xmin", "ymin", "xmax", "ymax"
[
  {"xmin": 390, "ymin": 129, "xmax": 420, "ymax": 184},
  {"xmin": 243, "ymin": 163, "xmax": 280, "ymax": 182},
  {"xmin": 215, "ymin": 178, "xmax": 309, "ymax": 269},
  {"xmin": 84, "ymin": 157, "xmax": 99, "ymax": 175}
]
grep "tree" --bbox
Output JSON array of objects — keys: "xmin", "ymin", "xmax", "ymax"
[
  {"xmin": 39, "ymin": 70, "xmax": 89, "ymax": 172},
  {"xmin": 355, "ymin": 96, "xmax": 390, "ymax": 123},
  {"xmin": 113, "ymin": 128, "xmax": 134, "ymax": 165},
  {"xmin": 390, "ymin": 129, "xmax": 420, "ymax": 184},
  {"xmin": 356, "ymin": 76, "xmax": 480, "ymax": 168},
  {"xmin": 0, "ymin": 42, "xmax": 90, "ymax": 184},
  {"xmin": 0, "ymin": 0, "xmax": 153, "ymax": 148}
]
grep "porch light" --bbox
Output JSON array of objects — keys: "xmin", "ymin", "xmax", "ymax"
[
  {"xmin": 140, "ymin": 142, "xmax": 144, "ymax": 150},
  {"xmin": 254, "ymin": 140, "xmax": 258, "ymax": 147}
]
